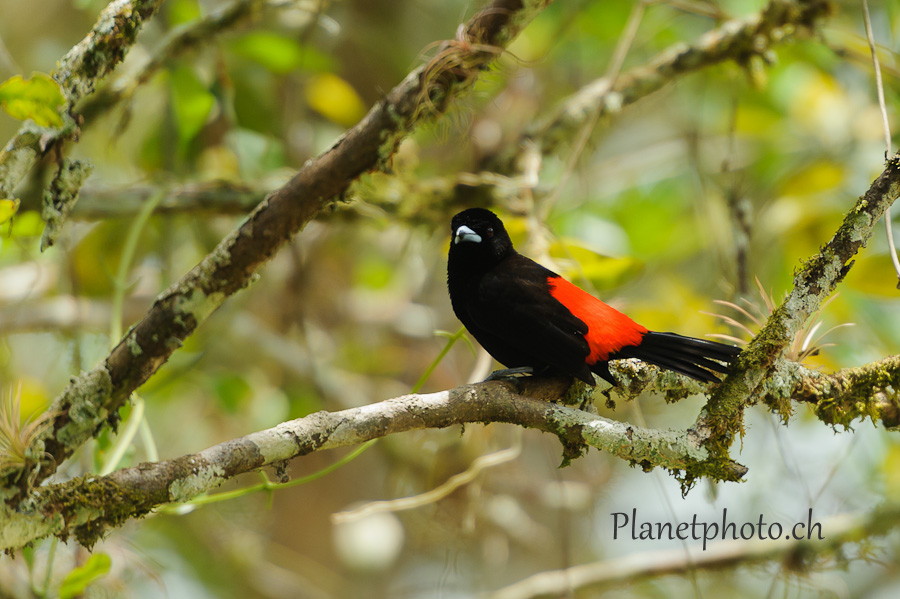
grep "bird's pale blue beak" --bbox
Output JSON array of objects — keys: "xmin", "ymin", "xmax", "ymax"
[{"xmin": 454, "ymin": 225, "xmax": 482, "ymax": 245}]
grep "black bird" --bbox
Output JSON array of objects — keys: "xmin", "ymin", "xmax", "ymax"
[{"xmin": 446, "ymin": 208, "xmax": 740, "ymax": 385}]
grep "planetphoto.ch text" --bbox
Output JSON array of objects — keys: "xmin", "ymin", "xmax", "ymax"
[{"xmin": 611, "ymin": 508, "xmax": 824, "ymax": 550}]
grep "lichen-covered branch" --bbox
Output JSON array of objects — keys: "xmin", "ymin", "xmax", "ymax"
[
  {"xmin": 488, "ymin": 0, "xmax": 834, "ymax": 173},
  {"xmin": 790, "ymin": 355, "xmax": 900, "ymax": 429},
  {"xmin": 613, "ymin": 356, "xmax": 900, "ymax": 431},
  {"xmin": 0, "ymin": 0, "xmax": 554, "ymax": 496},
  {"xmin": 0, "ymin": 378, "xmax": 731, "ymax": 552},
  {"xmin": 694, "ymin": 154, "xmax": 900, "ymax": 477},
  {"xmin": 0, "ymin": 0, "xmax": 164, "ymax": 200}
]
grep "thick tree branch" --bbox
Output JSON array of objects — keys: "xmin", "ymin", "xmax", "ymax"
[
  {"xmin": 3, "ymin": 354, "xmax": 896, "ymax": 551},
  {"xmin": 0, "ymin": 379, "xmax": 736, "ymax": 552},
  {"xmin": 0, "ymin": 0, "xmax": 553, "ymax": 496}
]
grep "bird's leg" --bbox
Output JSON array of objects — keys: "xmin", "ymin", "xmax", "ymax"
[{"xmin": 483, "ymin": 366, "xmax": 533, "ymax": 382}]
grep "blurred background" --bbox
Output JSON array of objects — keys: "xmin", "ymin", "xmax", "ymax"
[{"xmin": 1, "ymin": 0, "xmax": 899, "ymax": 597}]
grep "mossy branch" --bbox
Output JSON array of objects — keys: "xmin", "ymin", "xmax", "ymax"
[
  {"xmin": 0, "ymin": 378, "xmax": 737, "ymax": 552},
  {"xmin": 613, "ymin": 356, "xmax": 900, "ymax": 431},
  {"xmin": 693, "ymin": 153, "xmax": 900, "ymax": 479},
  {"xmin": 2, "ymin": 353, "xmax": 898, "ymax": 551},
  {"xmin": 791, "ymin": 355, "xmax": 900, "ymax": 430}
]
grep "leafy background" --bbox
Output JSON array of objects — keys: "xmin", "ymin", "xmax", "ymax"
[{"xmin": 1, "ymin": 0, "xmax": 899, "ymax": 597}]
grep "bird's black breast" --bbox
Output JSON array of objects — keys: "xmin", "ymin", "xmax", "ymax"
[{"xmin": 448, "ymin": 252, "xmax": 593, "ymax": 381}]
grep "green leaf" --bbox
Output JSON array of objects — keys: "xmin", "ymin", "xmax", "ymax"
[
  {"xmin": 0, "ymin": 73, "xmax": 65, "ymax": 127},
  {"xmin": 214, "ymin": 373, "xmax": 251, "ymax": 414},
  {"xmin": 59, "ymin": 552, "xmax": 111, "ymax": 599},
  {"xmin": 169, "ymin": 65, "xmax": 216, "ymax": 148},
  {"xmin": 231, "ymin": 32, "xmax": 334, "ymax": 74},
  {"xmin": 21, "ymin": 544, "xmax": 35, "ymax": 571},
  {"xmin": 7, "ymin": 211, "xmax": 43, "ymax": 238},
  {"xmin": 169, "ymin": 0, "xmax": 202, "ymax": 25}
]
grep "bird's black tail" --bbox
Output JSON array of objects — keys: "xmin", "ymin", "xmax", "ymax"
[{"xmin": 611, "ymin": 331, "xmax": 741, "ymax": 383}]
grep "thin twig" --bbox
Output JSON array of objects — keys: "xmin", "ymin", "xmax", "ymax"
[
  {"xmin": 331, "ymin": 444, "xmax": 521, "ymax": 524},
  {"xmin": 861, "ymin": 0, "xmax": 900, "ymax": 286}
]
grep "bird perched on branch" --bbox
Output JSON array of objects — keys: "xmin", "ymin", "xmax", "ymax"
[{"xmin": 446, "ymin": 208, "xmax": 740, "ymax": 386}]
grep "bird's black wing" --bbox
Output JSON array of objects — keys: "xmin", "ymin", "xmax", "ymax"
[{"xmin": 463, "ymin": 254, "xmax": 595, "ymax": 384}]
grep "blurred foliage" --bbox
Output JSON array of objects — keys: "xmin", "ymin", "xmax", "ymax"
[
  {"xmin": 0, "ymin": 72, "xmax": 64, "ymax": 127},
  {"xmin": 0, "ymin": 0, "xmax": 899, "ymax": 598}
]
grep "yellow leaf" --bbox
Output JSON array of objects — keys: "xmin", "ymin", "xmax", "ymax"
[
  {"xmin": 884, "ymin": 443, "xmax": 900, "ymax": 500},
  {"xmin": 549, "ymin": 239, "xmax": 642, "ymax": 290},
  {"xmin": 0, "ymin": 198, "xmax": 20, "ymax": 225},
  {"xmin": 0, "ymin": 73, "xmax": 65, "ymax": 127},
  {"xmin": 305, "ymin": 73, "xmax": 366, "ymax": 127},
  {"xmin": 780, "ymin": 161, "xmax": 844, "ymax": 197}
]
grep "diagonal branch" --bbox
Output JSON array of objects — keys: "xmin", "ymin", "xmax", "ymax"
[
  {"xmin": 0, "ymin": 0, "xmax": 554, "ymax": 497},
  {"xmin": 0, "ymin": 378, "xmax": 734, "ymax": 552},
  {"xmin": 487, "ymin": 0, "xmax": 835, "ymax": 173},
  {"xmin": 694, "ymin": 153, "xmax": 900, "ymax": 475}
]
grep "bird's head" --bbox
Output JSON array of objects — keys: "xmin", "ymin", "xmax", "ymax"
[{"xmin": 449, "ymin": 208, "xmax": 514, "ymax": 264}]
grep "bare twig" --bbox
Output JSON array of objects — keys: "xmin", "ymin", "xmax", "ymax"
[
  {"xmin": 861, "ymin": 0, "xmax": 900, "ymax": 286},
  {"xmin": 331, "ymin": 444, "xmax": 522, "ymax": 524}
]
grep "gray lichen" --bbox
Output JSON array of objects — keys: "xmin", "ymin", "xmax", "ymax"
[
  {"xmin": 55, "ymin": 367, "xmax": 113, "ymax": 447},
  {"xmin": 41, "ymin": 158, "xmax": 94, "ymax": 250}
]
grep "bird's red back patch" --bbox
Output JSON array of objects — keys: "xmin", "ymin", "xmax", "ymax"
[{"xmin": 547, "ymin": 276, "xmax": 647, "ymax": 363}]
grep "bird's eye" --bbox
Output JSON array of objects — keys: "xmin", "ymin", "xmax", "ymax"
[{"xmin": 486, "ymin": 227, "xmax": 494, "ymax": 238}]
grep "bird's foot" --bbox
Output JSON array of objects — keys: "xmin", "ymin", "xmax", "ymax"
[{"xmin": 484, "ymin": 367, "xmax": 534, "ymax": 382}]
